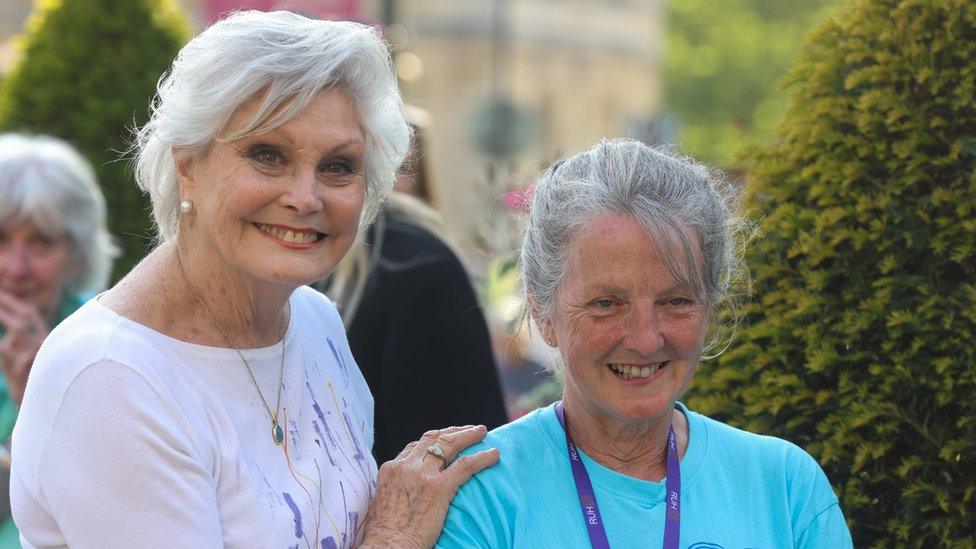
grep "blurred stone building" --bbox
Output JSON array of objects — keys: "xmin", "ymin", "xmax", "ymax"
[
  {"xmin": 2, "ymin": 0, "xmax": 663, "ymax": 263},
  {"xmin": 379, "ymin": 0, "xmax": 664, "ymax": 262}
]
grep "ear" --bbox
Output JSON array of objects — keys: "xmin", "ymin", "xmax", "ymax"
[
  {"xmin": 527, "ymin": 296, "xmax": 557, "ymax": 348},
  {"xmin": 173, "ymin": 147, "xmax": 196, "ymax": 196}
]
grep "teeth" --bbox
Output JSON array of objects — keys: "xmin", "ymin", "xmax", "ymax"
[
  {"xmin": 609, "ymin": 363, "xmax": 664, "ymax": 379},
  {"xmin": 258, "ymin": 223, "xmax": 318, "ymax": 244}
]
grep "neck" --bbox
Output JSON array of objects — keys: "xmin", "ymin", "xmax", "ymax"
[
  {"xmin": 170, "ymin": 239, "xmax": 290, "ymax": 347},
  {"xmin": 561, "ymin": 392, "xmax": 688, "ymax": 482}
]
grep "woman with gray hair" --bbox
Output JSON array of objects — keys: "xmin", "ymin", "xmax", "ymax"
[
  {"xmin": 11, "ymin": 11, "xmax": 496, "ymax": 548},
  {"xmin": 0, "ymin": 133, "xmax": 118, "ymax": 545},
  {"xmin": 437, "ymin": 139, "xmax": 852, "ymax": 548},
  {"xmin": 0, "ymin": 134, "xmax": 117, "ymax": 407}
]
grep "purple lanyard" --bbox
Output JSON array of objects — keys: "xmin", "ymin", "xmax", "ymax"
[{"xmin": 555, "ymin": 402, "xmax": 680, "ymax": 549}]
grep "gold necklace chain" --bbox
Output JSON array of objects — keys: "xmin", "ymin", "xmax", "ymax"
[{"xmin": 176, "ymin": 247, "xmax": 287, "ymax": 445}]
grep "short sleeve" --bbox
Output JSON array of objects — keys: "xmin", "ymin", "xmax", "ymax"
[
  {"xmin": 796, "ymin": 502, "xmax": 853, "ymax": 548},
  {"xmin": 436, "ymin": 449, "xmax": 518, "ymax": 549},
  {"xmin": 785, "ymin": 444, "xmax": 854, "ymax": 548},
  {"xmin": 16, "ymin": 360, "xmax": 223, "ymax": 548}
]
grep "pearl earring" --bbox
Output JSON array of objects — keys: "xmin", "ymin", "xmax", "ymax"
[{"xmin": 179, "ymin": 200, "xmax": 193, "ymax": 214}]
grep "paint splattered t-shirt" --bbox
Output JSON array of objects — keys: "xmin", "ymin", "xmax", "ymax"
[{"xmin": 11, "ymin": 286, "xmax": 376, "ymax": 548}]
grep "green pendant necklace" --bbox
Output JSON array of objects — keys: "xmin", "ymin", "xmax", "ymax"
[{"xmin": 177, "ymin": 247, "xmax": 287, "ymax": 446}]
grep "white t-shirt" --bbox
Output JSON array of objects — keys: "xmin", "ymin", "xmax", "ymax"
[{"xmin": 10, "ymin": 286, "xmax": 377, "ymax": 549}]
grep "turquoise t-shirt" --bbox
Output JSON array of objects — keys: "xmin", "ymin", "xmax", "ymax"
[
  {"xmin": 438, "ymin": 403, "xmax": 853, "ymax": 548},
  {"xmin": 0, "ymin": 292, "xmax": 86, "ymax": 549}
]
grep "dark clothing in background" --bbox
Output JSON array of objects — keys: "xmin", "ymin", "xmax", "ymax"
[{"xmin": 345, "ymin": 214, "xmax": 508, "ymax": 463}]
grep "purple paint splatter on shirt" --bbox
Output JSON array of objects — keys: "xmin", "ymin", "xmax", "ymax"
[
  {"xmin": 288, "ymin": 419, "xmax": 301, "ymax": 449},
  {"xmin": 321, "ymin": 538, "xmax": 337, "ymax": 549},
  {"xmin": 327, "ymin": 338, "xmax": 349, "ymax": 383},
  {"xmin": 282, "ymin": 492, "xmax": 303, "ymax": 539},
  {"xmin": 348, "ymin": 511, "xmax": 360, "ymax": 545},
  {"xmin": 342, "ymin": 411, "xmax": 365, "ymax": 463},
  {"xmin": 307, "ymin": 381, "xmax": 338, "ymax": 466},
  {"xmin": 340, "ymin": 482, "xmax": 349, "ymax": 547}
]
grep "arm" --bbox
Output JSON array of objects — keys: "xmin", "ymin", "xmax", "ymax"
[{"xmin": 21, "ymin": 361, "xmax": 222, "ymax": 548}]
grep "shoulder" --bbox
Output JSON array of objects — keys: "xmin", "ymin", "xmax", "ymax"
[
  {"xmin": 686, "ymin": 407, "xmax": 847, "ymax": 537},
  {"xmin": 450, "ymin": 407, "xmax": 559, "ymax": 504},
  {"xmin": 292, "ymin": 285, "xmax": 343, "ymax": 330},
  {"xmin": 458, "ymin": 406, "xmax": 553, "ymax": 464},
  {"xmin": 439, "ymin": 409, "xmax": 556, "ymax": 548},
  {"xmin": 691, "ymin": 409, "xmax": 826, "ymax": 476},
  {"xmin": 28, "ymin": 299, "xmax": 122, "ymax": 392},
  {"xmin": 31, "ymin": 298, "xmax": 191, "ymax": 391}
]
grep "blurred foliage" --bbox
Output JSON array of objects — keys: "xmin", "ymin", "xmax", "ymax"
[
  {"xmin": 687, "ymin": 0, "xmax": 976, "ymax": 545},
  {"xmin": 665, "ymin": 0, "xmax": 839, "ymax": 167},
  {"xmin": 0, "ymin": 0, "xmax": 189, "ymax": 281}
]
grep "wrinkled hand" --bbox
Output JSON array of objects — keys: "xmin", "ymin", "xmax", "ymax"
[
  {"xmin": 0, "ymin": 291, "xmax": 48, "ymax": 406},
  {"xmin": 360, "ymin": 425, "xmax": 500, "ymax": 548}
]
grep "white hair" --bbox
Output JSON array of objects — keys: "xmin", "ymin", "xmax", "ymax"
[
  {"xmin": 0, "ymin": 133, "xmax": 119, "ymax": 294},
  {"xmin": 521, "ymin": 138, "xmax": 749, "ymax": 360},
  {"xmin": 134, "ymin": 10, "xmax": 411, "ymax": 241}
]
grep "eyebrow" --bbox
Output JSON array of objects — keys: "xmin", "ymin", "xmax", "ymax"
[
  {"xmin": 580, "ymin": 281, "xmax": 695, "ymax": 296},
  {"xmin": 324, "ymin": 138, "xmax": 365, "ymax": 155},
  {"xmin": 244, "ymin": 133, "xmax": 364, "ymax": 157}
]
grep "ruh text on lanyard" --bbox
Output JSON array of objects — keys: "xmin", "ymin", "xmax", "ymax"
[{"xmin": 554, "ymin": 401, "xmax": 680, "ymax": 549}]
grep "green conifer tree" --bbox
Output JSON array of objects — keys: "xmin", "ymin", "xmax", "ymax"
[
  {"xmin": 0, "ymin": 0, "xmax": 189, "ymax": 280},
  {"xmin": 688, "ymin": 0, "xmax": 976, "ymax": 546}
]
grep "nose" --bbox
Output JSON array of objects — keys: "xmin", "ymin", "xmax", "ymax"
[
  {"xmin": 621, "ymin": 303, "xmax": 665, "ymax": 357},
  {"xmin": 3, "ymin": 242, "xmax": 31, "ymax": 280},
  {"xmin": 279, "ymin": 169, "xmax": 324, "ymax": 216}
]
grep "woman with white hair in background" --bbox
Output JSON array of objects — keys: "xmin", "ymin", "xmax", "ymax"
[
  {"xmin": 0, "ymin": 133, "xmax": 118, "ymax": 546},
  {"xmin": 438, "ymin": 139, "xmax": 852, "ymax": 547},
  {"xmin": 11, "ymin": 11, "xmax": 497, "ymax": 548}
]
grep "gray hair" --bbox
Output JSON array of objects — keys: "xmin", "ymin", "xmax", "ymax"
[
  {"xmin": 134, "ymin": 10, "xmax": 410, "ymax": 241},
  {"xmin": 521, "ymin": 138, "xmax": 748, "ymax": 357},
  {"xmin": 0, "ymin": 133, "xmax": 119, "ymax": 294}
]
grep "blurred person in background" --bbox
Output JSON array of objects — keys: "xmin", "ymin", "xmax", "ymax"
[
  {"xmin": 438, "ymin": 139, "xmax": 852, "ymax": 547},
  {"xmin": 317, "ymin": 109, "xmax": 507, "ymax": 463},
  {"xmin": 484, "ymin": 258, "xmax": 556, "ymax": 419},
  {"xmin": 0, "ymin": 133, "xmax": 118, "ymax": 547},
  {"xmin": 10, "ymin": 12, "xmax": 497, "ymax": 548}
]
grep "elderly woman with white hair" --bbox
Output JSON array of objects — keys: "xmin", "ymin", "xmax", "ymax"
[
  {"xmin": 437, "ymin": 139, "xmax": 853, "ymax": 548},
  {"xmin": 0, "ymin": 133, "xmax": 117, "ymax": 545},
  {"xmin": 11, "ymin": 11, "xmax": 497, "ymax": 548}
]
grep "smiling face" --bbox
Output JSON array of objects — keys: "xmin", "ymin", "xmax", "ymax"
[
  {"xmin": 177, "ymin": 87, "xmax": 367, "ymax": 289},
  {"xmin": 538, "ymin": 214, "xmax": 709, "ymax": 427},
  {"xmin": 0, "ymin": 219, "xmax": 75, "ymax": 320}
]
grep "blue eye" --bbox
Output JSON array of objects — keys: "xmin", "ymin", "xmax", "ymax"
[
  {"xmin": 323, "ymin": 159, "xmax": 353, "ymax": 175},
  {"xmin": 594, "ymin": 299, "xmax": 615, "ymax": 308},
  {"xmin": 249, "ymin": 145, "xmax": 283, "ymax": 166},
  {"xmin": 666, "ymin": 297, "xmax": 693, "ymax": 306}
]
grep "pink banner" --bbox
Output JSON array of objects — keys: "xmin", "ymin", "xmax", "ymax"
[{"xmin": 205, "ymin": 0, "xmax": 365, "ymax": 24}]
